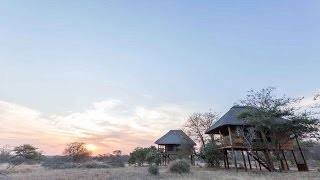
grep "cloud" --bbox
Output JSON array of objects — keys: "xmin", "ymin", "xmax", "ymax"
[
  {"xmin": 299, "ymin": 96, "xmax": 320, "ymax": 108},
  {"xmin": 0, "ymin": 99, "xmax": 195, "ymax": 155}
]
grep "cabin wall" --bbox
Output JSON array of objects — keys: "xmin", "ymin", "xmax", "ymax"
[
  {"xmin": 217, "ymin": 126, "xmax": 294, "ymax": 150},
  {"xmin": 162, "ymin": 144, "xmax": 194, "ymax": 155}
]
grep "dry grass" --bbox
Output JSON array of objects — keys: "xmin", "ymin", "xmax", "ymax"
[{"xmin": 0, "ymin": 164, "xmax": 319, "ymax": 180}]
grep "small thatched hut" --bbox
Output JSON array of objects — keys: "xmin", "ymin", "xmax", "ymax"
[
  {"xmin": 155, "ymin": 130, "xmax": 196, "ymax": 165},
  {"xmin": 205, "ymin": 106, "xmax": 308, "ymax": 171}
]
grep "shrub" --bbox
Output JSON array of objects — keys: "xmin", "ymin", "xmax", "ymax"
[
  {"xmin": 42, "ymin": 156, "xmax": 111, "ymax": 169},
  {"xmin": 94, "ymin": 154, "xmax": 129, "ymax": 167},
  {"xmin": 168, "ymin": 159, "xmax": 190, "ymax": 174},
  {"xmin": 0, "ymin": 145, "xmax": 12, "ymax": 163},
  {"xmin": 145, "ymin": 151, "xmax": 161, "ymax": 165},
  {"xmin": 201, "ymin": 141, "xmax": 223, "ymax": 167},
  {"xmin": 81, "ymin": 161, "xmax": 110, "ymax": 168},
  {"xmin": 128, "ymin": 146, "xmax": 157, "ymax": 166},
  {"xmin": 42, "ymin": 156, "xmax": 74, "ymax": 169},
  {"xmin": 148, "ymin": 164, "xmax": 159, "ymax": 175}
]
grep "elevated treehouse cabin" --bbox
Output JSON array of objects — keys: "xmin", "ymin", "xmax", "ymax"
[
  {"xmin": 155, "ymin": 130, "xmax": 196, "ymax": 165},
  {"xmin": 205, "ymin": 106, "xmax": 308, "ymax": 171}
]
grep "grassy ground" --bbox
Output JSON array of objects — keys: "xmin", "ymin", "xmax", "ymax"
[{"xmin": 0, "ymin": 165, "xmax": 319, "ymax": 180}]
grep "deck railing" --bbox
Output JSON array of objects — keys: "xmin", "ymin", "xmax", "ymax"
[{"xmin": 217, "ymin": 135, "xmax": 294, "ymax": 150}]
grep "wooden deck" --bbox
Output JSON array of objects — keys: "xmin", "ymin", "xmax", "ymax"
[{"xmin": 218, "ymin": 135, "xmax": 294, "ymax": 150}]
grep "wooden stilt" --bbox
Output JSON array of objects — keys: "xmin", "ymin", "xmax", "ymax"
[
  {"xmin": 295, "ymin": 136, "xmax": 308, "ymax": 171},
  {"xmin": 282, "ymin": 150, "xmax": 289, "ymax": 170},
  {"xmin": 291, "ymin": 150, "xmax": 298, "ymax": 169},
  {"xmin": 256, "ymin": 151, "xmax": 262, "ymax": 171},
  {"xmin": 228, "ymin": 126, "xmax": 237, "ymax": 170},
  {"xmin": 223, "ymin": 150, "xmax": 227, "ymax": 169},
  {"xmin": 241, "ymin": 151, "xmax": 247, "ymax": 171},
  {"xmin": 226, "ymin": 150, "xmax": 230, "ymax": 169},
  {"xmin": 254, "ymin": 159, "xmax": 258, "ymax": 169},
  {"xmin": 247, "ymin": 151, "xmax": 252, "ymax": 170}
]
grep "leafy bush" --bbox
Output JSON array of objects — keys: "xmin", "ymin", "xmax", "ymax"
[
  {"xmin": 168, "ymin": 159, "xmax": 190, "ymax": 174},
  {"xmin": 81, "ymin": 161, "xmax": 110, "ymax": 168},
  {"xmin": 94, "ymin": 153, "xmax": 128, "ymax": 167},
  {"xmin": 201, "ymin": 141, "xmax": 223, "ymax": 167},
  {"xmin": 42, "ymin": 156, "xmax": 74, "ymax": 169},
  {"xmin": 148, "ymin": 164, "xmax": 159, "ymax": 175},
  {"xmin": 145, "ymin": 151, "xmax": 161, "ymax": 165},
  {"xmin": 128, "ymin": 146, "xmax": 157, "ymax": 166},
  {"xmin": 42, "ymin": 156, "xmax": 111, "ymax": 169},
  {"xmin": 0, "ymin": 145, "xmax": 12, "ymax": 163}
]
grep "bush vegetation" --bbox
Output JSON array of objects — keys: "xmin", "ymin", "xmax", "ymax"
[
  {"xmin": 168, "ymin": 159, "xmax": 190, "ymax": 174},
  {"xmin": 94, "ymin": 153, "xmax": 129, "ymax": 167},
  {"xmin": 201, "ymin": 141, "xmax": 223, "ymax": 167},
  {"xmin": 128, "ymin": 146, "xmax": 160, "ymax": 166},
  {"xmin": 148, "ymin": 164, "xmax": 159, "ymax": 175},
  {"xmin": 42, "ymin": 156, "xmax": 112, "ymax": 169}
]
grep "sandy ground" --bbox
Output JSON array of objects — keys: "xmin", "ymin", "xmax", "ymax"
[{"xmin": 0, "ymin": 164, "xmax": 319, "ymax": 180}]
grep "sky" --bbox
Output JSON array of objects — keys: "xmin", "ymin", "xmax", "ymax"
[{"xmin": 0, "ymin": 0, "xmax": 320, "ymax": 155}]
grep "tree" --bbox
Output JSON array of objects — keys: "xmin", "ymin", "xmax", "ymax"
[
  {"xmin": 184, "ymin": 111, "xmax": 219, "ymax": 147},
  {"xmin": 9, "ymin": 144, "xmax": 44, "ymax": 168},
  {"xmin": 238, "ymin": 87, "xmax": 320, "ymax": 171},
  {"xmin": 63, "ymin": 142, "xmax": 92, "ymax": 162}
]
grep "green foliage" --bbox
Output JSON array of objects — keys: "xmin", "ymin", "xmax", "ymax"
[
  {"xmin": 0, "ymin": 145, "xmax": 12, "ymax": 163},
  {"xmin": 12, "ymin": 144, "xmax": 43, "ymax": 161},
  {"xmin": 9, "ymin": 144, "xmax": 44, "ymax": 167},
  {"xmin": 42, "ymin": 156, "xmax": 111, "ymax": 169},
  {"xmin": 128, "ymin": 146, "xmax": 158, "ymax": 166},
  {"xmin": 148, "ymin": 164, "xmax": 159, "ymax": 175},
  {"xmin": 168, "ymin": 159, "xmax": 190, "ymax": 174},
  {"xmin": 63, "ymin": 142, "xmax": 92, "ymax": 162},
  {"xmin": 238, "ymin": 87, "xmax": 320, "ymax": 141},
  {"xmin": 145, "ymin": 151, "xmax": 160, "ymax": 165},
  {"xmin": 238, "ymin": 87, "xmax": 320, "ymax": 171},
  {"xmin": 94, "ymin": 153, "xmax": 129, "ymax": 167},
  {"xmin": 201, "ymin": 141, "xmax": 223, "ymax": 167}
]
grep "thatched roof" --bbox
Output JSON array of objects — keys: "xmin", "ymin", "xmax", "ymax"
[
  {"xmin": 205, "ymin": 106, "xmax": 250, "ymax": 134},
  {"xmin": 155, "ymin": 130, "xmax": 196, "ymax": 145}
]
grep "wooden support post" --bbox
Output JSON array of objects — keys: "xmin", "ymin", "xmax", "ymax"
[
  {"xmin": 222, "ymin": 150, "xmax": 227, "ymax": 169},
  {"xmin": 282, "ymin": 150, "xmax": 289, "ymax": 170},
  {"xmin": 291, "ymin": 150, "xmax": 298, "ymax": 169},
  {"xmin": 241, "ymin": 151, "xmax": 247, "ymax": 171},
  {"xmin": 228, "ymin": 126, "xmax": 237, "ymax": 170},
  {"xmin": 295, "ymin": 136, "xmax": 308, "ymax": 170},
  {"xmin": 254, "ymin": 159, "xmax": 258, "ymax": 169},
  {"xmin": 246, "ymin": 151, "xmax": 252, "ymax": 170},
  {"xmin": 225, "ymin": 150, "xmax": 230, "ymax": 169},
  {"xmin": 256, "ymin": 151, "xmax": 262, "ymax": 171}
]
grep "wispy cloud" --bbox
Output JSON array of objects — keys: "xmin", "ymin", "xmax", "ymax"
[
  {"xmin": 0, "ymin": 99, "xmax": 195, "ymax": 155},
  {"xmin": 298, "ymin": 91, "xmax": 320, "ymax": 109}
]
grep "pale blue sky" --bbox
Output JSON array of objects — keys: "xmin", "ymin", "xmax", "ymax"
[{"xmin": 1, "ymin": 0, "xmax": 320, "ymax": 114}]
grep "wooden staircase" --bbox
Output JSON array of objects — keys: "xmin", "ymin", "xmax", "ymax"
[{"xmin": 247, "ymin": 151, "xmax": 275, "ymax": 172}]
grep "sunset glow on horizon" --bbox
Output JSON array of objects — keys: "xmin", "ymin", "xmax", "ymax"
[{"xmin": 0, "ymin": 99, "xmax": 196, "ymax": 155}]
